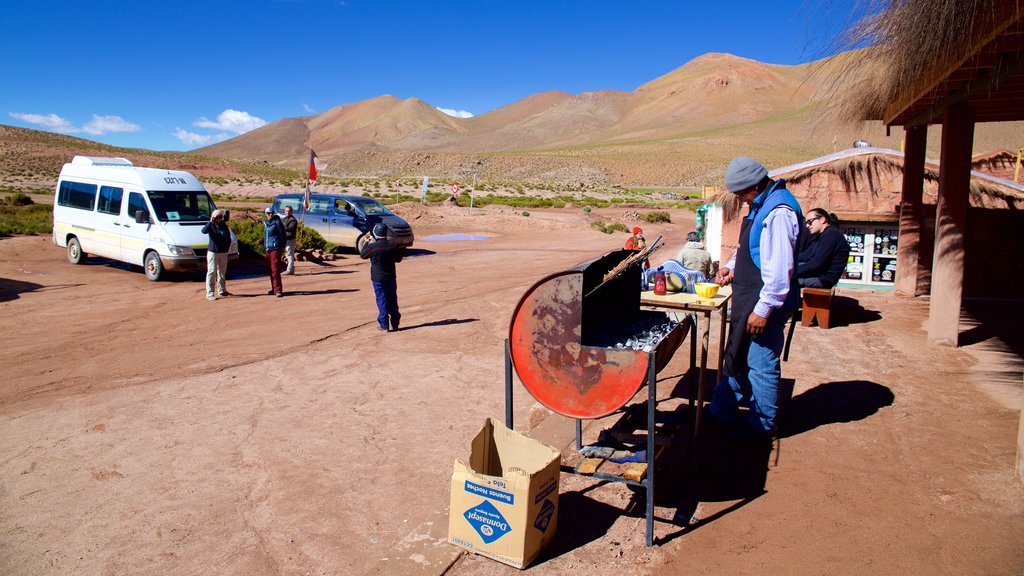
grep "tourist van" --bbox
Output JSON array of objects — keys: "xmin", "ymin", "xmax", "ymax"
[
  {"xmin": 271, "ymin": 193, "xmax": 414, "ymax": 248},
  {"xmin": 52, "ymin": 156, "xmax": 238, "ymax": 281}
]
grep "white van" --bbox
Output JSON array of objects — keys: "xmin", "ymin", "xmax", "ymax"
[{"xmin": 52, "ymin": 156, "xmax": 238, "ymax": 281}]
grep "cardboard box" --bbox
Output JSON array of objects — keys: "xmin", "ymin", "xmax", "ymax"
[{"xmin": 448, "ymin": 418, "xmax": 560, "ymax": 569}]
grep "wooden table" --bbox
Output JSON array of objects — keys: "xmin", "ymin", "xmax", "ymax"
[{"xmin": 641, "ymin": 285, "xmax": 732, "ymax": 435}]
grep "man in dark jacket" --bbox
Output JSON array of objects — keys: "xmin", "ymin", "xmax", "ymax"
[
  {"xmin": 282, "ymin": 206, "xmax": 298, "ymax": 275},
  {"xmin": 263, "ymin": 207, "xmax": 287, "ymax": 297},
  {"xmin": 796, "ymin": 208, "xmax": 850, "ymax": 288},
  {"xmin": 201, "ymin": 209, "xmax": 232, "ymax": 300},
  {"xmin": 359, "ymin": 223, "xmax": 404, "ymax": 332}
]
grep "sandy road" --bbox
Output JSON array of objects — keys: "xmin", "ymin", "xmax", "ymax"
[{"xmin": 1, "ymin": 205, "xmax": 1022, "ymax": 575}]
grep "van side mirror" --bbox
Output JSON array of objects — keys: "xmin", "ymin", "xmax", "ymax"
[{"xmin": 134, "ymin": 210, "xmax": 149, "ymax": 224}]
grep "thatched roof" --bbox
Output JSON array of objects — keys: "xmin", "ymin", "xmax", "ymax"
[
  {"xmin": 709, "ymin": 147, "xmax": 1024, "ymax": 222},
  {"xmin": 825, "ymin": 0, "xmax": 1024, "ymax": 125}
]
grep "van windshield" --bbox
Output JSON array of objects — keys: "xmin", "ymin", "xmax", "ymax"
[
  {"xmin": 147, "ymin": 190, "xmax": 216, "ymax": 222},
  {"xmin": 348, "ymin": 197, "xmax": 394, "ymax": 217}
]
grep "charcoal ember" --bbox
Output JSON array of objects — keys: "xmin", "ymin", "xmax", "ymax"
[{"xmin": 589, "ymin": 314, "xmax": 679, "ymax": 351}]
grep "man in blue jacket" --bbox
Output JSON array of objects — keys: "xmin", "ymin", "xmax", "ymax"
[
  {"xmin": 263, "ymin": 207, "xmax": 287, "ymax": 297},
  {"xmin": 710, "ymin": 157, "xmax": 804, "ymax": 441}
]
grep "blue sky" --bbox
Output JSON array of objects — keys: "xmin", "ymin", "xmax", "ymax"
[{"xmin": 1, "ymin": 0, "xmax": 860, "ymax": 152}]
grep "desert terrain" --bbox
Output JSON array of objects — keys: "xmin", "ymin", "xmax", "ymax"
[{"xmin": 1, "ymin": 202, "xmax": 1022, "ymax": 575}]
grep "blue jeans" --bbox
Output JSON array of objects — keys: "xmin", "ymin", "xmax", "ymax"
[
  {"xmin": 372, "ymin": 279, "xmax": 400, "ymax": 329},
  {"xmin": 710, "ymin": 313, "xmax": 787, "ymax": 433}
]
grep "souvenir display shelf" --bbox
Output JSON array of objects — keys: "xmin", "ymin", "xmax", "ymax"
[{"xmin": 841, "ymin": 224, "xmax": 899, "ymax": 288}]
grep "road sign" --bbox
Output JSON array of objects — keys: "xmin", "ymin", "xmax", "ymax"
[{"xmin": 452, "ymin": 183, "xmax": 460, "ymax": 195}]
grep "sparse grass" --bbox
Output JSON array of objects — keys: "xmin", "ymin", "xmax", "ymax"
[
  {"xmin": 590, "ymin": 220, "xmax": 628, "ymax": 234},
  {"xmin": 0, "ymin": 203, "xmax": 52, "ymax": 236},
  {"xmin": 642, "ymin": 211, "xmax": 672, "ymax": 224}
]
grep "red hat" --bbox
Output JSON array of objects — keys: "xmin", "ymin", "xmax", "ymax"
[{"xmin": 632, "ymin": 226, "xmax": 643, "ymax": 235}]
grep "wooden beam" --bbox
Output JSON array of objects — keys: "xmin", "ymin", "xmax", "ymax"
[
  {"xmin": 928, "ymin": 103, "xmax": 974, "ymax": 346},
  {"xmin": 895, "ymin": 125, "xmax": 928, "ymax": 297},
  {"xmin": 883, "ymin": 6, "xmax": 1022, "ymax": 125},
  {"xmin": 903, "ymin": 51, "xmax": 1024, "ymax": 127}
]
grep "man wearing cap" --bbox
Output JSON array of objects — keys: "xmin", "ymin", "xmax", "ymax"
[
  {"xmin": 263, "ymin": 207, "xmax": 287, "ymax": 297},
  {"xmin": 359, "ymin": 223, "xmax": 404, "ymax": 332},
  {"xmin": 201, "ymin": 209, "xmax": 232, "ymax": 300},
  {"xmin": 710, "ymin": 157, "xmax": 804, "ymax": 441}
]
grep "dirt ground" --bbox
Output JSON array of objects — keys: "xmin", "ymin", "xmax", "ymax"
[{"xmin": 1, "ymin": 203, "xmax": 1022, "ymax": 576}]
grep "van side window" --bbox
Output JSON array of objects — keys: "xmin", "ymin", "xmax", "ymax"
[
  {"xmin": 277, "ymin": 198, "xmax": 301, "ymax": 212},
  {"xmin": 333, "ymin": 199, "xmax": 354, "ymax": 215},
  {"xmin": 97, "ymin": 186, "xmax": 124, "ymax": 215},
  {"xmin": 307, "ymin": 197, "xmax": 331, "ymax": 216},
  {"xmin": 127, "ymin": 192, "xmax": 148, "ymax": 221},
  {"xmin": 57, "ymin": 181, "xmax": 97, "ymax": 211}
]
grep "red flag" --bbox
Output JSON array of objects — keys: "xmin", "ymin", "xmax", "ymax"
[{"xmin": 308, "ymin": 149, "xmax": 319, "ymax": 183}]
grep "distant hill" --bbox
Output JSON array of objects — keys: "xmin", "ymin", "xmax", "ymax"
[
  {"xmin": 4, "ymin": 51, "xmax": 1022, "ymax": 190},
  {"xmin": 196, "ymin": 51, "xmax": 1023, "ymax": 186}
]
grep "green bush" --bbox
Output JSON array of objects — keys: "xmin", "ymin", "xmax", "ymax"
[
  {"xmin": 642, "ymin": 211, "xmax": 672, "ymax": 224},
  {"xmin": 583, "ymin": 206, "xmax": 592, "ymax": 213},
  {"xmin": 228, "ymin": 220, "xmax": 337, "ymax": 256},
  {"xmin": 0, "ymin": 192, "xmax": 35, "ymax": 207},
  {"xmin": 0, "ymin": 203, "xmax": 52, "ymax": 236},
  {"xmin": 297, "ymin": 224, "xmax": 338, "ymax": 253},
  {"xmin": 521, "ymin": 211, "xmax": 530, "ymax": 217},
  {"xmin": 590, "ymin": 221, "xmax": 629, "ymax": 234},
  {"xmin": 227, "ymin": 218, "xmax": 267, "ymax": 256}
]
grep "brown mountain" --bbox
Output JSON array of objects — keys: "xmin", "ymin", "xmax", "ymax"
[
  {"xmin": 192, "ymin": 51, "xmax": 915, "ymax": 185},
  {"xmin": 200, "ymin": 52, "xmax": 838, "ymax": 160},
  {"xmin": 2, "ymin": 52, "xmax": 1019, "ymax": 189}
]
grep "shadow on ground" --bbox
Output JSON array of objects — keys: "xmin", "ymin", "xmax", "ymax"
[
  {"xmin": 827, "ymin": 295, "xmax": 883, "ymax": 327},
  {"xmin": 960, "ymin": 299, "xmax": 1024, "ymax": 359},
  {"xmin": 545, "ymin": 376, "xmax": 894, "ymax": 554},
  {"xmin": 778, "ymin": 379, "xmax": 894, "ymax": 438},
  {"xmin": 398, "ymin": 318, "xmax": 478, "ymax": 331},
  {"xmin": 0, "ymin": 277, "xmax": 46, "ymax": 302}
]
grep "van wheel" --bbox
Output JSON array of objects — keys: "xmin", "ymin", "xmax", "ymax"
[
  {"xmin": 144, "ymin": 251, "xmax": 164, "ymax": 281},
  {"xmin": 67, "ymin": 237, "xmax": 86, "ymax": 264}
]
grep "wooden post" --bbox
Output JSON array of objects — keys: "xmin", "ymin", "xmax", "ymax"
[
  {"xmin": 895, "ymin": 125, "xmax": 928, "ymax": 296},
  {"xmin": 927, "ymin": 103, "xmax": 974, "ymax": 346}
]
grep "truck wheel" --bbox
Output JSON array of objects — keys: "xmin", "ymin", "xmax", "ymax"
[
  {"xmin": 67, "ymin": 237, "xmax": 86, "ymax": 264},
  {"xmin": 144, "ymin": 251, "xmax": 164, "ymax": 281}
]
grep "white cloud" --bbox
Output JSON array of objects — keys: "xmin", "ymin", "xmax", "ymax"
[
  {"xmin": 10, "ymin": 112, "xmax": 141, "ymax": 136},
  {"xmin": 302, "ymin": 103, "xmax": 315, "ymax": 114},
  {"xmin": 9, "ymin": 112, "xmax": 77, "ymax": 133},
  {"xmin": 437, "ymin": 107, "xmax": 474, "ymax": 118},
  {"xmin": 173, "ymin": 128, "xmax": 230, "ymax": 147},
  {"xmin": 193, "ymin": 109, "xmax": 267, "ymax": 134},
  {"xmin": 82, "ymin": 115, "xmax": 141, "ymax": 135}
]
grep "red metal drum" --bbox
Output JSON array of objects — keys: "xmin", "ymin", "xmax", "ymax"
[{"xmin": 510, "ymin": 269, "xmax": 653, "ymax": 419}]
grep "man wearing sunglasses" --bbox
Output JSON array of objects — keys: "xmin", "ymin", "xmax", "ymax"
[
  {"xmin": 710, "ymin": 157, "xmax": 804, "ymax": 442},
  {"xmin": 796, "ymin": 208, "xmax": 850, "ymax": 289}
]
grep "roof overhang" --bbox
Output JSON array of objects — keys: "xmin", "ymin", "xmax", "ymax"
[{"xmin": 884, "ymin": 9, "xmax": 1024, "ymax": 127}]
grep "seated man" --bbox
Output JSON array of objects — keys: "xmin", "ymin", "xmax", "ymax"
[
  {"xmin": 676, "ymin": 231, "xmax": 712, "ymax": 276},
  {"xmin": 796, "ymin": 208, "xmax": 850, "ymax": 288}
]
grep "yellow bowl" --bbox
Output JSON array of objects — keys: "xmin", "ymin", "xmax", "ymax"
[{"xmin": 694, "ymin": 282, "xmax": 720, "ymax": 299}]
